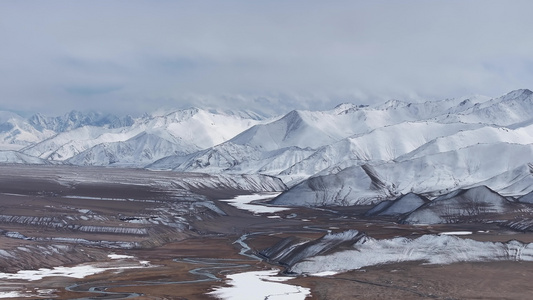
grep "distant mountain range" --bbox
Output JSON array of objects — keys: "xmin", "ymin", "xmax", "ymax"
[{"xmin": 2, "ymin": 89, "xmax": 533, "ymax": 206}]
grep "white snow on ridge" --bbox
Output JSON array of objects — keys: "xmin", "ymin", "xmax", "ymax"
[
  {"xmin": 1, "ymin": 90, "xmax": 533, "ymax": 204},
  {"xmin": 0, "ymin": 150, "xmax": 49, "ymax": 164},
  {"xmin": 290, "ymin": 235, "xmax": 533, "ymax": 275},
  {"xmin": 20, "ymin": 107, "xmax": 262, "ymax": 165},
  {"xmin": 275, "ymin": 142, "xmax": 533, "ymax": 206}
]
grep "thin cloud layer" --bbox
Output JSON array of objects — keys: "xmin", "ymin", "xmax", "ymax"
[{"xmin": 1, "ymin": 0, "xmax": 533, "ymax": 116}]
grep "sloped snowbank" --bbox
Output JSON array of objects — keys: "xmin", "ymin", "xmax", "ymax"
[{"xmin": 290, "ymin": 234, "xmax": 533, "ymax": 275}]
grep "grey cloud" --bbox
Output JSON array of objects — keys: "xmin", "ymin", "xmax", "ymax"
[
  {"xmin": 1, "ymin": 0, "xmax": 533, "ymax": 116},
  {"xmin": 65, "ymin": 85, "xmax": 123, "ymax": 96}
]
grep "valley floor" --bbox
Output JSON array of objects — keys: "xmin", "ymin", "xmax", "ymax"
[{"xmin": 0, "ymin": 165, "xmax": 533, "ymax": 299}]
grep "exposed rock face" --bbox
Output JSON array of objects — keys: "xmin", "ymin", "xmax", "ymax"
[
  {"xmin": 518, "ymin": 190, "xmax": 533, "ymax": 204},
  {"xmin": 260, "ymin": 230, "xmax": 365, "ymax": 269},
  {"xmin": 402, "ymin": 186, "xmax": 515, "ymax": 224},
  {"xmin": 365, "ymin": 193, "xmax": 430, "ymax": 216}
]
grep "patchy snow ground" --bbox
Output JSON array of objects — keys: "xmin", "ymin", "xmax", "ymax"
[
  {"xmin": 0, "ymin": 291, "xmax": 28, "ymax": 299},
  {"xmin": 0, "ymin": 256, "xmax": 150, "ymax": 281},
  {"xmin": 221, "ymin": 193, "xmax": 290, "ymax": 214},
  {"xmin": 208, "ymin": 269, "xmax": 311, "ymax": 300},
  {"xmin": 0, "ymin": 256, "xmax": 151, "ymax": 299}
]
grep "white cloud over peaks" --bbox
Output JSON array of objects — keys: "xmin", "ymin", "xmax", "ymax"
[{"xmin": 0, "ymin": 1, "xmax": 533, "ymax": 115}]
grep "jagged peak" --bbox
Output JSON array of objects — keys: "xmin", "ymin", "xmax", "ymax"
[
  {"xmin": 500, "ymin": 89, "xmax": 533, "ymax": 102},
  {"xmin": 156, "ymin": 106, "xmax": 266, "ymax": 122},
  {"xmin": 281, "ymin": 109, "xmax": 304, "ymax": 121},
  {"xmin": 434, "ymin": 185, "xmax": 503, "ymax": 202},
  {"xmin": 161, "ymin": 107, "xmax": 200, "ymax": 121},
  {"xmin": 206, "ymin": 108, "xmax": 266, "ymax": 120},
  {"xmin": 332, "ymin": 103, "xmax": 369, "ymax": 114},
  {"xmin": 0, "ymin": 111, "xmax": 24, "ymax": 123},
  {"xmin": 375, "ymin": 99, "xmax": 409, "ymax": 110},
  {"xmin": 333, "ymin": 103, "xmax": 358, "ymax": 113}
]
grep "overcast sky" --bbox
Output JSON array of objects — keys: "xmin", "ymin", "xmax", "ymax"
[{"xmin": 1, "ymin": 0, "xmax": 533, "ymax": 116}]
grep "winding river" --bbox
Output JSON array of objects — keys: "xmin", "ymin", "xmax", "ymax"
[
  {"xmin": 64, "ymin": 232, "xmax": 267, "ymax": 299},
  {"xmin": 63, "ymin": 194, "xmax": 324, "ymax": 299}
]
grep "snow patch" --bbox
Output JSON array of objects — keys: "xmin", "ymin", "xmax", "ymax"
[
  {"xmin": 311, "ymin": 271, "xmax": 340, "ymax": 277},
  {"xmin": 439, "ymin": 231, "xmax": 473, "ymax": 236},
  {"xmin": 0, "ymin": 260, "xmax": 151, "ymax": 281},
  {"xmin": 0, "ymin": 291, "xmax": 30, "ymax": 298},
  {"xmin": 290, "ymin": 235, "xmax": 533, "ymax": 275},
  {"xmin": 221, "ymin": 193, "xmax": 290, "ymax": 214},
  {"xmin": 208, "ymin": 269, "xmax": 311, "ymax": 300},
  {"xmin": 108, "ymin": 254, "xmax": 135, "ymax": 260}
]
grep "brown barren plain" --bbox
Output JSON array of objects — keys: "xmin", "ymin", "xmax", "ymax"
[{"xmin": 0, "ymin": 165, "xmax": 532, "ymax": 299}]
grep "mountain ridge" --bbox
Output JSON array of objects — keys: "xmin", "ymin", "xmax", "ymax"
[{"xmin": 0, "ymin": 89, "xmax": 532, "ymax": 207}]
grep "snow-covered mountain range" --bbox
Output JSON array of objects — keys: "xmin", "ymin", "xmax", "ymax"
[{"xmin": 2, "ymin": 89, "xmax": 533, "ymax": 206}]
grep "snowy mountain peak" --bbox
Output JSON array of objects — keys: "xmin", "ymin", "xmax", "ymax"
[
  {"xmin": 29, "ymin": 110, "xmax": 134, "ymax": 132},
  {"xmin": 0, "ymin": 111, "xmax": 24, "ymax": 125},
  {"xmin": 206, "ymin": 108, "xmax": 266, "ymax": 120},
  {"xmin": 332, "ymin": 103, "xmax": 358, "ymax": 114},
  {"xmin": 332, "ymin": 103, "xmax": 371, "ymax": 115},
  {"xmin": 1, "ymin": 89, "xmax": 533, "ymax": 208},
  {"xmin": 376, "ymin": 99, "xmax": 409, "ymax": 110},
  {"xmin": 158, "ymin": 107, "xmax": 200, "ymax": 122},
  {"xmin": 501, "ymin": 88, "xmax": 533, "ymax": 100}
]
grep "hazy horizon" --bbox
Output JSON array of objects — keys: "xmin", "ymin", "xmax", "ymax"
[{"xmin": 2, "ymin": 1, "xmax": 533, "ymax": 116}]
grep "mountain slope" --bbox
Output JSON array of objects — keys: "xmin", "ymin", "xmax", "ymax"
[
  {"xmin": 29, "ymin": 110, "xmax": 134, "ymax": 132},
  {"xmin": 66, "ymin": 132, "xmax": 195, "ymax": 166},
  {"xmin": 0, "ymin": 89, "xmax": 532, "ymax": 207},
  {"xmin": 0, "ymin": 150, "xmax": 50, "ymax": 164},
  {"xmin": 438, "ymin": 89, "xmax": 533, "ymax": 126},
  {"xmin": 279, "ymin": 121, "xmax": 482, "ymax": 180},
  {"xmin": 401, "ymin": 186, "xmax": 514, "ymax": 224},
  {"xmin": 0, "ymin": 112, "xmax": 55, "ymax": 150},
  {"xmin": 21, "ymin": 108, "xmax": 262, "ymax": 165},
  {"xmin": 365, "ymin": 193, "xmax": 430, "ymax": 216},
  {"xmin": 273, "ymin": 143, "xmax": 533, "ymax": 206}
]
